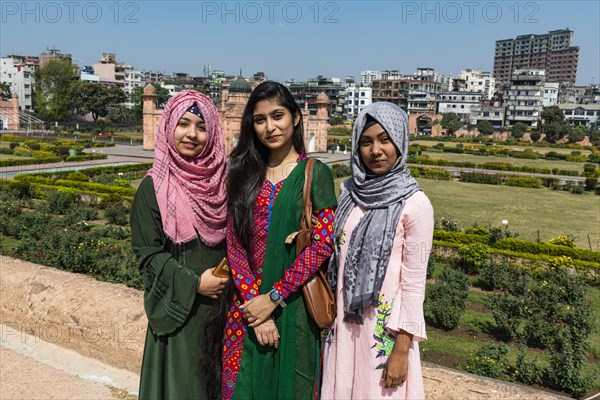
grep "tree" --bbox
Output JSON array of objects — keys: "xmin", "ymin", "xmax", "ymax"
[
  {"xmin": 541, "ymin": 106, "xmax": 570, "ymax": 143},
  {"xmin": 568, "ymin": 125, "xmax": 588, "ymax": 143},
  {"xmin": 329, "ymin": 116, "xmax": 344, "ymax": 126},
  {"xmin": 512, "ymin": 122, "xmax": 528, "ymax": 140},
  {"xmin": 70, "ymin": 82, "xmax": 126, "ymax": 122},
  {"xmin": 108, "ymin": 105, "xmax": 141, "ymax": 125},
  {"xmin": 129, "ymin": 84, "xmax": 170, "ymax": 119},
  {"xmin": 541, "ymin": 106, "xmax": 565, "ymax": 125},
  {"xmin": 590, "ymin": 130, "xmax": 600, "ymax": 146},
  {"xmin": 35, "ymin": 59, "xmax": 76, "ymax": 121},
  {"xmin": 0, "ymin": 82, "xmax": 11, "ymax": 100},
  {"xmin": 441, "ymin": 112, "xmax": 462, "ymax": 136},
  {"xmin": 529, "ymin": 131, "xmax": 541, "ymax": 142},
  {"xmin": 476, "ymin": 120, "xmax": 494, "ymax": 136},
  {"xmin": 544, "ymin": 121, "xmax": 570, "ymax": 143}
]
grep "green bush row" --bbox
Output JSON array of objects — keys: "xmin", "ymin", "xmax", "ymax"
[
  {"xmin": 495, "ymin": 238, "xmax": 600, "ymax": 263},
  {"xmin": 409, "ymin": 156, "xmax": 580, "ymax": 176},
  {"xmin": 409, "ymin": 166, "xmax": 452, "ymax": 180},
  {"xmin": 14, "ymin": 175, "xmax": 136, "ymax": 198},
  {"xmin": 433, "ymin": 230, "xmax": 489, "ymax": 244},
  {"xmin": 65, "ymin": 154, "xmax": 108, "ymax": 162},
  {"xmin": 0, "ymin": 157, "xmax": 63, "ymax": 167}
]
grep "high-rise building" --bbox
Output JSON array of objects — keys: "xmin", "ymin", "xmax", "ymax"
[
  {"xmin": 505, "ymin": 69, "xmax": 545, "ymax": 128},
  {"xmin": 494, "ymin": 29, "xmax": 579, "ymax": 85}
]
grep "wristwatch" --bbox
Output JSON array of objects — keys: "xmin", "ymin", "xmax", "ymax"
[{"xmin": 268, "ymin": 287, "xmax": 287, "ymax": 308}]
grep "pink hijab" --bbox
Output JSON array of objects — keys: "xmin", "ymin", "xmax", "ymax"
[{"xmin": 146, "ymin": 90, "xmax": 227, "ymax": 245}]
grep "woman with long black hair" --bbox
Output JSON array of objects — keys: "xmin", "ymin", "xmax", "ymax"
[{"xmin": 220, "ymin": 81, "xmax": 336, "ymax": 399}]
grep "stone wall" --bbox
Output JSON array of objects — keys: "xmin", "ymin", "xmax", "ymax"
[{"xmin": 0, "ymin": 256, "xmax": 146, "ymax": 373}]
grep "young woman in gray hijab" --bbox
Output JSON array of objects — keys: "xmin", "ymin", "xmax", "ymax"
[{"xmin": 322, "ymin": 102, "xmax": 434, "ymax": 399}]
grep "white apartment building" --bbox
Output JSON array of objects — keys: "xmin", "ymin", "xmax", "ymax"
[
  {"xmin": 360, "ymin": 70, "xmax": 382, "ymax": 87},
  {"xmin": 505, "ymin": 69, "xmax": 545, "ymax": 128},
  {"xmin": 344, "ymin": 86, "xmax": 372, "ymax": 120},
  {"xmin": 560, "ymin": 104, "xmax": 600, "ymax": 130},
  {"xmin": 458, "ymin": 69, "xmax": 495, "ymax": 100},
  {"xmin": 543, "ymin": 82, "xmax": 560, "ymax": 107},
  {"xmin": 122, "ymin": 64, "xmax": 143, "ymax": 107},
  {"xmin": 437, "ymin": 92, "xmax": 484, "ymax": 119},
  {"xmin": 0, "ymin": 57, "xmax": 35, "ymax": 111}
]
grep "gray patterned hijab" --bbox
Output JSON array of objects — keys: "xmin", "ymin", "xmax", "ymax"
[{"xmin": 327, "ymin": 102, "xmax": 420, "ymax": 324}]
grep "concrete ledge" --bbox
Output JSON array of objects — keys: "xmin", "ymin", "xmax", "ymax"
[
  {"xmin": 0, "ymin": 256, "xmax": 572, "ymax": 399},
  {"xmin": 0, "ymin": 256, "xmax": 146, "ymax": 373}
]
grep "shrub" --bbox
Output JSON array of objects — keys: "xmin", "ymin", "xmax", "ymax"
[
  {"xmin": 457, "ymin": 242, "xmax": 491, "ymax": 274},
  {"xmin": 8, "ymin": 142, "xmax": 19, "ymax": 150},
  {"xmin": 464, "ymin": 225, "xmax": 490, "ymax": 236},
  {"xmin": 46, "ymin": 189, "xmax": 79, "ymax": 215},
  {"xmin": 12, "ymin": 146, "xmax": 32, "ymax": 157},
  {"xmin": 24, "ymin": 140, "xmax": 41, "ymax": 151},
  {"xmin": 465, "ymin": 343, "xmax": 511, "ymax": 380},
  {"xmin": 512, "ymin": 346, "xmax": 543, "ymax": 385},
  {"xmin": 424, "ymin": 268, "xmax": 469, "ymax": 330},
  {"xmin": 105, "ymin": 203, "xmax": 130, "ymax": 226},
  {"xmin": 547, "ymin": 235, "xmax": 575, "ymax": 248},
  {"xmin": 435, "ymin": 217, "xmax": 461, "ymax": 232},
  {"xmin": 459, "ymin": 172, "xmax": 502, "ymax": 185},
  {"xmin": 420, "ymin": 167, "xmax": 452, "ymax": 180},
  {"xmin": 584, "ymin": 177, "xmax": 598, "ymax": 191},
  {"xmin": 504, "ymin": 176, "xmax": 542, "ymax": 188},
  {"xmin": 491, "ymin": 291, "xmax": 525, "ymax": 341},
  {"xmin": 113, "ymin": 179, "xmax": 131, "ymax": 188},
  {"xmin": 31, "ymin": 150, "xmax": 57, "ymax": 159},
  {"xmin": 66, "ymin": 171, "xmax": 90, "ymax": 182},
  {"xmin": 479, "ymin": 261, "xmax": 530, "ymax": 294},
  {"xmin": 331, "ymin": 163, "xmax": 351, "ymax": 178}
]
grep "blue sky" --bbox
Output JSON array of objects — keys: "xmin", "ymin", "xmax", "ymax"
[{"xmin": 1, "ymin": 0, "xmax": 599, "ymax": 84}]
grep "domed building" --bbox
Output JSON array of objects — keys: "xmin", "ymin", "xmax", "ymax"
[
  {"xmin": 143, "ymin": 78, "xmax": 330, "ymax": 153},
  {"xmin": 228, "ymin": 74, "xmax": 252, "ymax": 94}
]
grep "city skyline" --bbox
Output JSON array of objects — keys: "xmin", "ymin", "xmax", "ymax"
[{"xmin": 1, "ymin": 1, "xmax": 599, "ymax": 85}]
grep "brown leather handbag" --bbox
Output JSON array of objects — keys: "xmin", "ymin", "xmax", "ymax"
[{"xmin": 286, "ymin": 158, "xmax": 336, "ymax": 328}]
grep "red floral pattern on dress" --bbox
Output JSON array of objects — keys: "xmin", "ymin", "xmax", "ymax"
[{"xmin": 222, "ymin": 175, "xmax": 335, "ymax": 399}]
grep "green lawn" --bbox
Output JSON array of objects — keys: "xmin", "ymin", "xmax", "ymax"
[
  {"xmin": 417, "ymin": 150, "xmax": 586, "ymax": 173},
  {"xmin": 419, "ymin": 179, "xmax": 599, "ymax": 249},
  {"xmin": 114, "ymin": 131, "xmax": 143, "ymax": 139},
  {"xmin": 334, "ymin": 177, "xmax": 600, "ymax": 249},
  {"xmin": 412, "ymin": 140, "xmax": 592, "ymax": 156}
]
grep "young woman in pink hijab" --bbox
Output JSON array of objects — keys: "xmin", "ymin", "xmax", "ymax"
[{"xmin": 130, "ymin": 90, "xmax": 229, "ymax": 399}]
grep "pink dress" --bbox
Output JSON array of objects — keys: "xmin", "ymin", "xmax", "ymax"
[{"xmin": 321, "ymin": 190, "xmax": 434, "ymax": 400}]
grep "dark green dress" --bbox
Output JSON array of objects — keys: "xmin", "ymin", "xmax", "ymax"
[{"xmin": 131, "ymin": 176, "xmax": 225, "ymax": 400}]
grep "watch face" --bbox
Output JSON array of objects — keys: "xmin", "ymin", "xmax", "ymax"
[{"xmin": 270, "ymin": 290, "xmax": 280, "ymax": 301}]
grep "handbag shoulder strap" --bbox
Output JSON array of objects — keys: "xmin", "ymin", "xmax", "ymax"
[{"xmin": 302, "ymin": 158, "xmax": 316, "ymax": 231}]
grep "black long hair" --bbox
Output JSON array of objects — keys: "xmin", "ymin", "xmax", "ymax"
[
  {"xmin": 203, "ymin": 81, "xmax": 304, "ymax": 398},
  {"xmin": 227, "ymin": 81, "xmax": 305, "ymax": 250}
]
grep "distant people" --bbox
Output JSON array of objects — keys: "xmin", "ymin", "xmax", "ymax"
[
  {"xmin": 220, "ymin": 81, "xmax": 337, "ymax": 399},
  {"xmin": 322, "ymin": 102, "xmax": 434, "ymax": 399},
  {"xmin": 130, "ymin": 90, "xmax": 229, "ymax": 399}
]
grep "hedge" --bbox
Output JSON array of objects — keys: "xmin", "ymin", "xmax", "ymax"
[
  {"xmin": 25, "ymin": 162, "xmax": 151, "ymax": 180},
  {"xmin": 14, "ymin": 175, "xmax": 136, "ymax": 198},
  {"xmin": 459, "ymin": 172, "xmax": 503, "ymax": 185},
  {"xmin": 408, "ymin": 156, "xmax": 557, "ymax": 175},
  {"xmin": 65, "ymin": 154, "xmax": 109, "ymax": 162},
  {"xmin": 432, "ymin": 240, "xmax": 599, "ymax": 285},
  {"xmin": 26, "ymin": 182, "xmax": 134, "ymax": 203},
  {"xmin": 504, "ymin": 176, "xmax": 542, "ymax": 188},
  {"xmin": 0, "ymin": 157, "xmax": 63, "ymax": 167},
  {"xmin": 495, "ymin": 238, "xmax": 600, "ymax": 263},
  {"xmin": 433, "ymin": 230, "xmax": 489, "ymax": 244}
]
